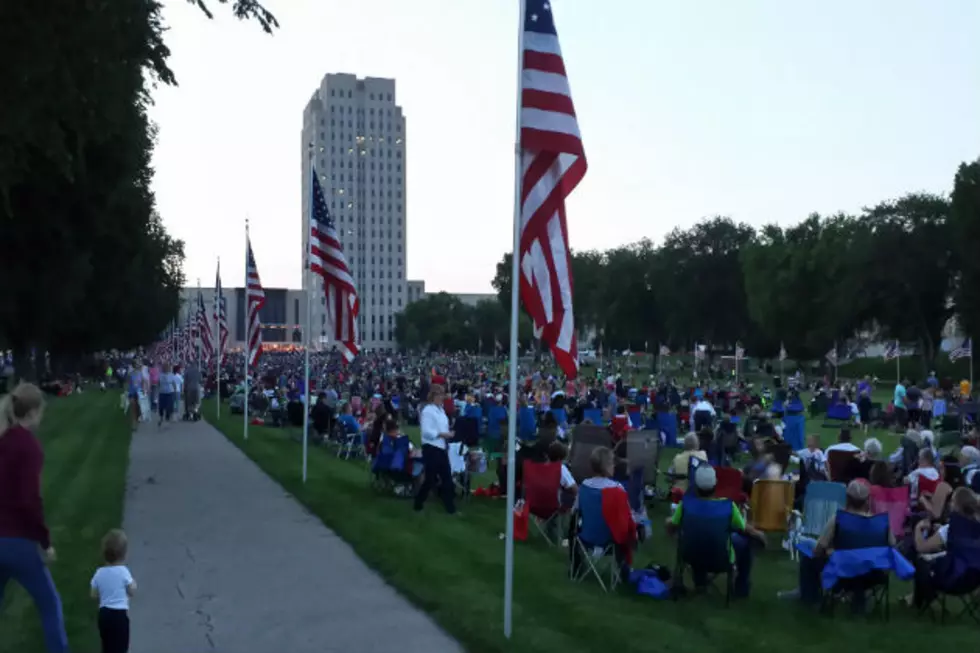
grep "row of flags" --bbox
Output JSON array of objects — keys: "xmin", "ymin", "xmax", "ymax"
[{"xmin": 647, "ymin": 339, "xmax": 974, "ymax": 366}]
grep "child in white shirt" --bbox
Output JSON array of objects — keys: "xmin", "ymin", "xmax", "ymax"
[{"xmin": 91, "ymin": 529, "xmax": 137, "ymax": 653}]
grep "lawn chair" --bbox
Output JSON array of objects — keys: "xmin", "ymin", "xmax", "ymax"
[
  {"xmin": 920, "ymin": 512, "xmax": 980, "ymax": 624},
  {"xmin": 656, "ymin": 410, "xmax": 679, "ymax": 448},
  {"xmin": 827, "ymin": 450, "xmax": 858, "ymax": 483},
  {"xmin": 370, "ymin": 435, "xmax": 414, "ymax": 495},
  {"xmin": 337, "ymin": 419, "xmax": 363, "ymax": 460},
  {"xmin": 628, "ymin": 410, "xmax": 643, "ymax": 430},
  {"xmin": 626, "ymin": 429, "xmax": 660, "ymax": 487},
  {"xmin": 713, "ymin": 466, "xmax": 747, "ymax": 505},
  {"xmin": 783, "ymin": 414, "xmax": 806, "ymax": 451},
  {"xmin": 551, "ymin": 408, "xmax": 568, "ymax": 429},
  {"xmin": 869, "ymin": 485, "xmax": 910, "ymax": 541},
  {"xmin": 674, "ymin": 497, "xmax": 735, "ymax": 605},
  {"xmin": 822, "ymin": 511, "xmax": 897, "ymax": 620},
  {"xmin": 789, "ymin": 482, "xmax": 846, "ymax": 561},
  {"xmin": 582, "ymin": 408, "xmax": 603, "ymax": 425},
  {"xmin": 568, "ymin": 424, "xmax": 612, "ymax": 484},
  {"xmin": 523, "ymin": 461, "xmax": 565, "ymax": 545},
  {"xmin": 518, "ymin": 406, "xmax": 537, "ymax": 441},
  {"xmin": 569, "ymin": 485, "xmax": 622, "ymax": 592},
  {"xmin": 750, "ymin": 479, "xmax": 794, "ymax": 533},
  {"xmin": 822, "ymin": 404, "xmax": 853, "ymax": 428}
]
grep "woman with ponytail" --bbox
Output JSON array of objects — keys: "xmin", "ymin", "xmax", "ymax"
[{"xmin": 0, "ymin": 383, "xmax": 70, "ymax": 652}]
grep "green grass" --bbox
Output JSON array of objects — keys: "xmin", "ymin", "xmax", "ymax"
[
  {"xmin": 205, "ymin": 397, "xmax": 976, "ymax": 653},
  {"xmin": 0, "ymin": 392, "xmax": 131, "ymax": 653}
]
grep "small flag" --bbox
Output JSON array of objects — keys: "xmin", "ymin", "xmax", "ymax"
[
  {"xmin": 196, "ymin": 290, "xmax": 214, "ymax": 363},
  {"xmin": 779, "ymin": 343, "xmax": 787, "ymax": 361},
  {"xmin": 883, "ymin": 340, "xmax": 900, "ymax": 361},
  {"xmin": 826, "ymin": 346, "xmax": 838, "ymax": 366},
  {"xmin": 950, "ymin": 338, "xmax": 973, "ymax": 362},
  {"xmin": 246, "ymin": 236, "xmax": 266, "ymax": 368},
  {"xmin": 735, "ymin": 343, "xmax": 745, "ymax": 361},
  {"xmin": 659, "ymin": 344, "xmax": 670, "ymax": 356}
]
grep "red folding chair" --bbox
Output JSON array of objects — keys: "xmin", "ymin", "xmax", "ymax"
[
  {"xmin": 522, "ymin": 460, "xmax": 565, "ymax": 546},
  {"xmin": 713, "ymin": 465, "xmax": 748, "ymax": 504}
]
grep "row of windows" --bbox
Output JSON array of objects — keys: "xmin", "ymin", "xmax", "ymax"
[
  {"xmin": 326, "ymin": 106, "xmax": 396, "ymax": 118},
  {"xmin": 323, "ymin": 155, "xmax": 402, "ymax": 172},
  {"xmin": 329, "ymin": 118, "xmax": 402, "ymax": 132},
  {"xmin": 328, "ymin": 89, "xmax": 393, "ymax": 102},
  {"xmin": 332, "ymin": 188, "xmax": 402, "ymax": 199}
]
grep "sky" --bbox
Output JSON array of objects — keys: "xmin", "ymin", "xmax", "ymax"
[{"xmin": 150, "ymin": 0, "xmax": 980, "ymax": 293}]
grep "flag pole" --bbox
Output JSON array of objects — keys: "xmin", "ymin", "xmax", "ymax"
[
  {"xmin": 302, "ymin": 155, "xmax": 314, "ymax": 484},
  {"xmin": 503, "ymin": 0, "xmax": 527, "ymax": 639},
  {"xmin": 896, "ymin": 340, "xmax": 901, "ymax": 384},
  {"xmin": 970, "ymin": 338, "xmax": 974, "ymax": 393},
  {"xmin": 196, "ymin": 279, "xmax": 202, "ymax": 365},
  {"xmin": 244, "ymin": 221, "xmax": 250, "ymax": 442},
  {"xmin": 216, "ymin": 258, "xmax": 222, "ymax": 422}
]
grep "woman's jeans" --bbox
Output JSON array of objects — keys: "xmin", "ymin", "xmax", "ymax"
[{"xmin": 0, "ymin": 537, "xmax": 70, "ymax": 652}]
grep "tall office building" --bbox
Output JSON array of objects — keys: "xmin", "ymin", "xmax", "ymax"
[{"xmin": 301, "ymin": 74, "xmax": 407, "ymax": 351}]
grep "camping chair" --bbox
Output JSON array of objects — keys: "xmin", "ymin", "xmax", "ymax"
[
  {"xmin": 338, "ymin": 419, "xmax": 363, "ymax": 460},
  {"xmin": 523, "ymin": 461, "xmax": 565, "ymax": 545},
  {"xmin": 569, "ymin": 485, "xmax": 622, "ymax": 592},
  {"xmin": 518, "ymin": 406, "xmax": 537, "ymax": 440},
  {"xmin": 656, "ymin": 410, "xmax": 679, "ymax": 448},
  {"xmin": 932, "ymin": 399, "xmax": 948, "ymax": 421},
  {"xmin": 823, "ymin": 404, "xmax": 853, "ymax": 428},
  {"xmin": 551, "ymin": 408, "xmax": 569, "ymax": 429},
  {"xmin": 750, "ymin": 479, "xmax": 794, "ymax": 533},
  {"xmin": 627, "ymin": 407, "xmax": 643, "ymax": 430},
  {"xmin": 827, "ymin": 450, "xmax": 858, "ymax": 483},
  {"xmin": 789, "ymin": 482, "xmax": 847, "ymax": 561},
  {"xmin": 370, "ymin": 435, "xmax": 414, "ymax": 495},
  {"xmin": 568, "ymin": 424, "xmax": 612, "ymax": 484},
  {"xmin": 869, "ymin": 485, "xmax": 910, "ymax": 541},
  {"xmin": 920, "ymin": 513, "xmax": 980, "ymax": 624},
  {"xmin": 626, "ymin": 429, "xmax": 661, "ymax": 488},
  {"xmin": 713, "ymin": 466, "xmax": 747, "ymax": 505},
  {"xmin": 486, "ymin": 406, "xmax": 508, "ymax": 459},
  {"xmin": 673, "ymin": 497, "xmax": 735, "ymax": 605},
  {"xmin": 582, "ymin": 408, "xmax": 603, "ymax": 425},
  {"xmin": 782, "ymin": 414, "xmax": 806, "ymax": 451},
  {"xmin": 822, "ymin": 511, "xmax": 895, "ymax": 620}
]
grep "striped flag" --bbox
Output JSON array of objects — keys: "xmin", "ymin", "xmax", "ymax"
[
  {"xmin": 196, "ymin": 290, "xmax": 214, "ymax": 363},
  {"xmin": 517, "ymin": 0, "xmax": 587, "ymax": 379},
  {"xmin": 826, "ymin": 346, "xmax": 838, "ymax": 366},
  {"xmin": 246, "ymin": 237, "xmax": 266, "ymax": 368},
  {"xmin": 949, "ymin": 338, "xmax": 972, "ymax": 362},
  {"xmin": 779, "ymin": 342, "xmax": 788, "ymax": 361},
  {"xmin": 309, "ymin": 166, "xmax": 359, "ymax": 362},
  {"xmin": 214, "ymin": 262, "xmax": 229, "ymax": 367},
  {"xmin": 883, "ymin": 340, "xmax": 900, "ymax": 361}
]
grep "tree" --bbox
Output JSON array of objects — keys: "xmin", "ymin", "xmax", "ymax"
[{"xmin": 951, "ymin": 158, "xmax": 980, "ymax": 338}]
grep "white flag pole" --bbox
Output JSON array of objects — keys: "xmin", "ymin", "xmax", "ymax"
[
  {"xmin": 896, "ymin": 341, "xmax": 901, "ymax": 384},
  {"xmin": 503, "ymin": 0, "xmax": 527, "ymax": 639},
  {"xmin": 244, "ymin": 221, "xmax": 250, "ymax": 442},
  {"xmin": 302, "ymin": 158, "xmax": 313, "ymax": 484},
  {"xmin": 970, "ymin": 338, "xmax": 974, "ymax": 392}
]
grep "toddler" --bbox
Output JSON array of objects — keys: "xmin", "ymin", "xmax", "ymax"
[{"xmin": 90, "ymin": 529, "xmax": 137, "ymax": 653}]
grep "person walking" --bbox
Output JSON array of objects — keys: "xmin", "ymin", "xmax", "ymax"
[
  {"xmin": 90, "ymin": 529, "xmax": 136, "ymax": 653},
  {"xmin": 0, "ymin": 383, "xmax": 70, "ymax": 652},
  {"xmin": 413, "ymin": 384, "xmax": 457, "ymax": 515},
  {"xmin": 157, "ymin": 364, "xmax": 177, "ymax": 427}
]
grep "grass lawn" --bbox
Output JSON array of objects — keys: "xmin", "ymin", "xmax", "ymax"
[
  {"xmin": 0, "ymin": 392, "xmax": 131, "ymax": 653},
  {"xmin": 205, "ymin": 395, "xmax": 975, "ymax": 653}
]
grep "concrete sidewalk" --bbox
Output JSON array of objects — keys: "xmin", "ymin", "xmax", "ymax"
[{"xmin": 123, "ymin": 419, "xmax": 462, "ymax": 653}]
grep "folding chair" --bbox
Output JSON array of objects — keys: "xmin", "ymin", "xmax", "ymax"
[
  {"xmin": 749, "ymin": 479, "xmax": 794, "ymax": 533},
  {"xmin": 568, "ymin": 424, "xmax": 612, "ymax": 484},
  {"xmin": 822, "ymin": 511, "xmax": 892, "ymax": 620},
  {"xmin": 674, "ymin": 496, "xmax": 735, "ymax": 605},
  {"xmin": 338, "ymin": 420, "xmax": 362, "ymax": 460},
  {"xmin": 827, "ymin": 450, "xmax": 858, "ymax": 483},
  {"xmin": 518, "ymin": 406, "xmax": 537, "ymax": 440},
  {"xmin": 869, "ymin": 485, "xmax": 910, "ymax": 541},
  {"xmin": 523, "ymin": 460, "xmax": 564, "ymax": 545},
  {"xmin": 569, "ymin": 485, "xmax": 622, "ymax": 592},
  {"xmin": 921, "ymin": 513, "xmax": 980, "ymax": 624},
  {"xmin": 713, "ymin": 466, "xmax": 748, "ymax": 505},
  {"xmin": 626, "ymin": 429, "xmax": 660, "ymax": 489},
  {"xmin": 582, "ymin": 408, "xmax": 603, "ymax": 425},
  {"xmin": 789, "ymin": 481, "xmax": 846, "ymax": 561}
]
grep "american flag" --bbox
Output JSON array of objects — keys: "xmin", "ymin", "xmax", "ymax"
[
  {"xmin": 949, "ymin": 338, "xmax": 972, "ymax": 362},
  {"xmin": 517, "ymin": 0, "xmax": 587, "ymax": 379},
  {"xmin": 826, "ymin": 346, "xmax": 838, "ymax": 366},
  {"xmin": 196, "ymin": 290, "xmax": 214, "ymax": 363},
  {"xmin": 246, "ymin": 236, "xmax": 266, "ymax": 368},
  {"xmin": 883, "ymin": 340, "xmax": 900, "ymax": 361},
  {"xmin": 735, "ymin": 343, "xmax": 746, "ymax": 361},
  {"xmin": 214, "ymin": 262, "xmax": 229, "ymax": 367},
  {"xmin": 779, "ymin": 342, "xmax": 788, "ymax": 361},
  {"xmin": 694, "ymin": 343, "xmax": 706, "ymax": 361},
  {"xmin": 309, "ymin": 166, "xmax": 359, "ymax": 362},
  {"xmin": 659, "ymin": 344, "xmax": 671, "ymax": 356}
]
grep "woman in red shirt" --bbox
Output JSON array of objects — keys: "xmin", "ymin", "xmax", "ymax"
[{"xmin": 0, "ymin": 383, "xmax": 69, "ymax": 652}]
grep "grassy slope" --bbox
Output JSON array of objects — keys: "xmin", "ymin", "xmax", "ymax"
[
  {"xmin": 0, "ymin": 392, "xmax": 131, "ymax": 653},
  {"xmin": 206, "ymin": 394, "xmax": 976, "ymax": 653}
]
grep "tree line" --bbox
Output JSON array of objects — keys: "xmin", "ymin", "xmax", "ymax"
[
  {"xmin": 0, "ymin": 1, "xmax": 276, "ymax": 379},
  {"xmin": 488, "ymin": 159, "xmax": 980, "ymax": 369}
]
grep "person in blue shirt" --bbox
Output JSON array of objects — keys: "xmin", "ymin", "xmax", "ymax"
[{"xmin": 894, "ymin": 379, "xmax": 908, "ymax": 427}]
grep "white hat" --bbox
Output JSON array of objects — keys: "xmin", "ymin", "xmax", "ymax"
[{"xmin": 694, "ymin": 465, "xmax": 717, "ymax": 492}]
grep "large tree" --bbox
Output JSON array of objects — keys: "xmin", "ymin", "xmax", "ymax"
[{"xmin": 951, "ymin": 158, "xmax": 980, "ymax": 338}]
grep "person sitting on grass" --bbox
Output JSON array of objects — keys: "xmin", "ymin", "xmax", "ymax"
[{"xmin": 665, "ymin": 465, "xmax": 766, "ymax": 598}]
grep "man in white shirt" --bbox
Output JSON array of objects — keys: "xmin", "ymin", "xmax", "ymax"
[
  {"xmin": 690, "ymin": 397, "xmax": 716, "ymax": 430},
  {"xmin": 825, "ymin": 429, "xmax": 861, "ymax": 454}
]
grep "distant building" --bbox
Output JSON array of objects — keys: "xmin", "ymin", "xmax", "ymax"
[
  {"xmin": 178, "ymin": 287, "xmax": 307, "ymax": 350},
  {"xmin": 402, "ymin": 282, "xmax": 495, "ymax": 308},
  {"xmin": 406, "ymin": 279, "xmax": 426, "ymax": 304}
]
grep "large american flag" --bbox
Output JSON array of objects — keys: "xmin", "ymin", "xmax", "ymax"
[
  {"xmin": 949, "ymin": 337, "xmax": 972, "ymax": 362},
  {"xmin": 246, "ymin": 236, "xmax": 266, "ymax": 368},
  {"xmin": 214, "ymin": 262, "xmax": 229, "ymax": 367},
  {"xmin": 196, "ymin": 290, "xmax": 214, "ymax": 364},
  {"xmin": 517, "ymin": 0, "xmax": 587, "ymax": 379},
  {"xmin": 309, "ymin": 166, "xmax": 359, "ymax": 362}
]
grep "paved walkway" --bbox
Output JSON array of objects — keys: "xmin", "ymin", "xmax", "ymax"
[{"xmin": 123, "ymin": 419, "xmax": 462, "ymax": 653}]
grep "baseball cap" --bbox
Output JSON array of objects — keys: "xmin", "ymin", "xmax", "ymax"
[{"xmin": 694, "ymin": 465, "xmax": 717, "ymax": 492}]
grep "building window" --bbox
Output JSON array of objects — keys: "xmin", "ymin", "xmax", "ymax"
[
  {"xmin": 347, "ymin": 90, "xmax": 352, "ymax": 98},
  {"xmin": 330, "ymin": 89, "xmax": 335, "ymax": 97}
]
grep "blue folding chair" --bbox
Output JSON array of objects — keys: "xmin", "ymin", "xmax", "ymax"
[
  {"xmin": 628, "ymin": 411, "xmax": 643, "ymax": 429},
  {"xmin": 789, "ymin": 482, "xmax": 846, "ymax": 561},
  {"xmin": 823, "ymin": 511, "xmax": 898, "ymax": 619},
  {"xmin": 569, "ymin": 485, "xmax": 621, "ymax": 592},
  {"xmin": 783, "ymin": 413, "xmax": 806, "ymax": 451},
  {"xmin": 925, "ymin": 513, "xmax": 980, "ymax": 623},
  {"xmin": 657, "ymin": 410, "xmax": 679, "ymax": 448},
  {"xmin": 518, "ymin": 406, "xmax": 537, "ymax": 441},
  {"xmin": 551, "ymin": 408, "xmax": 568, "ymax": 428},
  {"xmin": 583, "ymin": 408, "xmax": 603, "ymax": 425},
  {"xmin": 487, "ymin": 406, "xmax": 507, "ymax": 440},
  {"xmin": 674, "ymin": 497, "xmax": 735, "ymax": 605}
]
